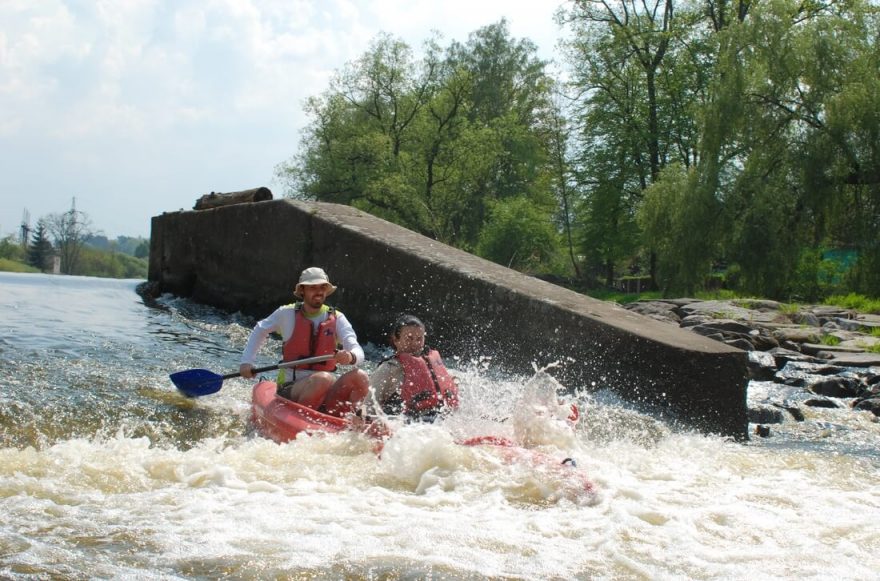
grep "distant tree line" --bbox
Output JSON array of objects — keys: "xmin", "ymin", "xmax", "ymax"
[
  {"xmin": 1, "ymin": 205, "xmax": 148, "ymax": 279},
  {"xmin": 85, "ymin": 235, "xmax": 150, "ymax": 259},
  {"xmin": 277, "ymin": 0, "xmax": 880, "ymax": 301}
]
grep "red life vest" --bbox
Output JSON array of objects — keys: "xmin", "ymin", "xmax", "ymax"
[
  {"xmin": 397, "ymin": 349, "xmax": 459, "ymax": 417},
  {"xmin": 281, "ymin": 305, "xmax": 338, "ymax": 374}
]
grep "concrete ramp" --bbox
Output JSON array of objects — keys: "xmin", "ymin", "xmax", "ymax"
[{"xmin": 149, "ymin": 199, "xmax": 749, "ymax": 439}]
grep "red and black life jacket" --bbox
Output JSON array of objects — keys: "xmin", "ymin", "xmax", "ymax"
[
  {"xmin": 397, "ymin": 349, "xmax": 459, "ymax": 418},
  {"xmin": 281, "ymin": 305, "xmax": 338, "ymax": 375}
]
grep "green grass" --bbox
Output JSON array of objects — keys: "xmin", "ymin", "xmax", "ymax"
[
  {"xmin": 589, "ymin": 288, "xmax": 880, "ymax": 315},
  {"xmin": 0, "ymin": 258, "xmax": 39, "ymax": 273},
  {"xmin": 586, "ymin": 290, "xmax": 663, "ymax": 304},
  {"xmin": 857, "ymin": 341, "xmax": 880, "ymax": 353},
  {"xmin": 820, "ymin": 335, "xmax": 841, "ymax": 346},
  {"xmin": 694, "ymin": 289, "xmax": 740, "ymax": 301},
  {"xmin": 824, "ymin": 293, "xmax": 880, "ymax": 314},
  {"xmin": 0, "ymin": 251, "xmax": 146, "ymax": 278}
]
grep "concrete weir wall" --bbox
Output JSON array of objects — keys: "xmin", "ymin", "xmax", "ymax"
[{"xmin": 149, "ymin": 199, "xmax": 750, "ymax": 439}]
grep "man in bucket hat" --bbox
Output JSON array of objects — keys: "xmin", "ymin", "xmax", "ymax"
[{"xmin": 239, "ymin": 267, "xmax": 369, "ymax": 416}]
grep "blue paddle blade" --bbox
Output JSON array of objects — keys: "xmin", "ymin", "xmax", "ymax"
[{"xmin": 170, "ymin": 368, "xmax": 224, "ymax": 397}]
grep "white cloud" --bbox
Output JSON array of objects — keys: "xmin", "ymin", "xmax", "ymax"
[{"xmin": 0, "ymin": 0, "xmax": 566, "ymax": 239}]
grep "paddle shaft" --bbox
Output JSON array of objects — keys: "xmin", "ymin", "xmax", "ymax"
[{"xmin": 223, "ymin": 353, "xmax": 336, "ymax": 380}]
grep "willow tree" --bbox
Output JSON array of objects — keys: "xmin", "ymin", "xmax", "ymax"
[
  {"xmin": 698, "ymin": 0, "xmax": 880, "ymax": 299},
  {"xmin": 563, "ymin": 0, "xmax": 879, "ymax": 298},
  {"xmin": 560, "ymin": 0, "xmax": 707, "ymax": 287}
]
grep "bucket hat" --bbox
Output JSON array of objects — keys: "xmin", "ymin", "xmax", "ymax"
[{"xmin": 294, "ymin": 267, "xmax": 336, "ymax": 298}]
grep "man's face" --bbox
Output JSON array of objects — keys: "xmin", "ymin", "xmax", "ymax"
[{"xmin": 301, "ymin": 284, "xmax": 330, "ymax": 310}]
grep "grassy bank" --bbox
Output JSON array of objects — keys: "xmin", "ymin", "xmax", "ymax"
[
  {"xmin": 587, "ymin": 288, "xmax": 880, "ymax": 315},
  {"xmin": 0, "ymin": 259, "xmax": 40, "ymax": 273}
]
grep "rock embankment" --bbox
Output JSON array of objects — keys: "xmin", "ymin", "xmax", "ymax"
[{"xmin": 623, "ymin": 299, "xmax": 880, "ymax": 428}]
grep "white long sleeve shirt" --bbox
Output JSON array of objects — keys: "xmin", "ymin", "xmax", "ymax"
[
  {"xmin": 240, "ymin": 304, "xmax": 365, "ymax": 380},
  {"xmin": 370, "ymin": 357, "xmax": 403, "ymax": 407}
]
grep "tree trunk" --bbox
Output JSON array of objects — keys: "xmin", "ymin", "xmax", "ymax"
[{"xmin": 194, "ymin": 187, "xmax": 273, "ymax": 210}]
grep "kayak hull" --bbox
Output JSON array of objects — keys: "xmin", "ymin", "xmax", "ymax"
[
  {"xmin": 462, "ymin": 435, "xmax": 598, "ymax": 499},
  {"xmin": 251, "ymin": 380, "xmax": 348, "ymax": 443},
  {"xmin": 250, "ymin": 381, "xmax": 598, "ymax": 502}
]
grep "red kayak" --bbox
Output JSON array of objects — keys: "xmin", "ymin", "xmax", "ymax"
[
  {"xmin": 250, "ymin": 380, "xmax": 598, "ymax": 502},
  {"xmin": 251, "ymin": 380, "xmax": 349, "ymax": 443}
]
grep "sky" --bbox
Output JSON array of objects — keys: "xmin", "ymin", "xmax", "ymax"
[{"xmin": 0, "ymin": 0, "xmax": 569, "ymax": 240}]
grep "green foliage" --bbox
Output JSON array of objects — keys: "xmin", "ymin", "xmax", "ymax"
[
  {"xmin": 695, "ymin": 289, "xmax": 741, "ymax": 301},
  {"xmin": 0, "ymin": 242, "xmax": 147, "ymax": 279},
  {"xmin": 577, "ymin": 176, "xmax": 641, "ymax": 286},
  {"xmin": 77, "ymin": 246, "xmax": 147, "ymax": 279},
  {"xmin": 824, "ymin": 293, "xmax": 880, "ymax": 315},
  {"xmin": 584, "ymin": 289, "xmax": 663, "ymax": 304},
  {"xmin": 134, "ymin": 241, "xmax": 149, "ymax": 259},
  {"xmin": 0, "ymin": 258, "xmax": 39, "ymax": 273},
  {"xmin": 476, "ymin": 196, "xmax": 562, "ymax": 273},
  {"xmin": 707, "ymin": 0, "xmax": 879, "ymax": 300},
  {"xmin": 273, "ymin": 3, "xmax": 880, "ymax": 298},
  {"xmin": 846, "ymin": 247, "xmax": 880, "ymax": 298},
  {"xmin": 638, "ymin": 164, "xmax": 719, "ymax": 295},
  {"xmin": 27, "ymin": 221, "xmax": 54, "ymax": 272},
  {"xmin": 787, "ymin": 248, "xmax": 854, "ymax": 302},
  {"xmin": 556, "ymin": 0, "xmax": 880, "ymax": 298},
  {"xmin": 279, "ymin": 20, "xmax": 559, "ymax": 263},
  {"xmin": 85, "ymin": 234, "xmax": 150, "ymax": 257},
  {"xmin": 0, "ymin": 236, "xmax": 25, "ymax": 262},
  {"xmin": 561, "ymin": 0, "xmax": 711, "ymax": 289},
  {"xmin": 3, "ymin": 206, "xmax": 147, "ymax": 278}
]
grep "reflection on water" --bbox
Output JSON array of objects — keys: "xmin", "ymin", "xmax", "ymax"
[
  {"xmin": 0, "ymin": 272, "xmax": 247, "ymax": 450},
  {"xmin": 0, "ymin": 272, "xmax": 879, "ymax": 580}
]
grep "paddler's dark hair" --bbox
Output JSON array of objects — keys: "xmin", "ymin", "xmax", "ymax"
[{"xmin": 389, "ymin": 314, "xmax": 425, "ymax": 341}]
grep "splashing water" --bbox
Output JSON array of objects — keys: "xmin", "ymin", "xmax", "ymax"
[{"xmin": 1, "ymin": 272, "xmax": 879, "ymax": 579}]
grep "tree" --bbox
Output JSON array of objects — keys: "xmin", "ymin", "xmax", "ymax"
[
  {"xmin": 476, "ymin": 196, "xmax": 561, "ymax": 272},
  {"xmin": 279, "ymin": 21, "xmax": 561, "ymax": 273},
  {"xmin": 446, "ymin": 21, "xmax": 557, "ymax": 247},
  {"xmin": 560, "ymin": 0, "xmax": 880, "ymax": 298},
  {"xmin": 45, "ymin": 202, "xmax": 94, "ymax": 275},
  {"xmin": 77, "ymin": 246, "xmax": 147, "ymax": 279},
  {"xmin": 0, "ymin": 234, "xmax": 26, "ymax": 262},
  {"xmin": 134, "ymin": 240, "xmax": 149, "ymax": 259},
  {"xmin": 694, "ymin": 0, "xmax": 879, "ymax": 298},
  {"xmin": 562, "ymin": 0, "xmax": 676, "ymax": 181},
  {"xmin": 27, "ymin": 220, "xmax": 54, "ymax": 272},
  {"xmin": 560, "ymin": 0, "xmax": 707, "ymax": 289},
  {"xmin": 545, "ymin": 91, "xmax": 581, "ymax": 279},
  {"xmin": 278, "ymin": 33, "xmax": 442, "ymax": 235}
]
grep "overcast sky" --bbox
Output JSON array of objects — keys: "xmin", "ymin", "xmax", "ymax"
[{"xmin": 0, "ymin": 1, "xmax": 568, "ymax": 240}]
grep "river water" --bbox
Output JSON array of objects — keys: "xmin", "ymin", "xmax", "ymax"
[{"xmin": 1, "ymin": 272, "xmax": 878, "ymax": 580}]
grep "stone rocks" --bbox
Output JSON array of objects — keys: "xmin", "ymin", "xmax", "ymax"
[
  {"xmin": 625, "ymin": 298, "xmax": 880, "ymax": 364},
  {"xmin": 624, "ymin": 298, "xmax": 880, "ymax": 422}
]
